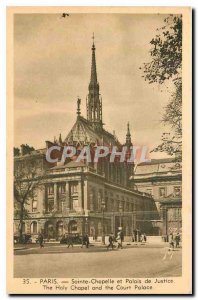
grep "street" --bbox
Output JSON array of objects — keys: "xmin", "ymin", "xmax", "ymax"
[{"xmin": 14, "ymin": 243, "xmax": 182, "ymax": 278}]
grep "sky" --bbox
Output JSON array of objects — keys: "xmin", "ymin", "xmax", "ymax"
[{"xmin": 14, "ymin": 12, "xmax": 173, "ymax": 159}]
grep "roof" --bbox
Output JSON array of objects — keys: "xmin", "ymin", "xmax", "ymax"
[
  {"xmin": 50, "ymin": 160, "xmax": 86, "ymax": 170},
  {"xmin": 138, "ymin": 158, "xmax": 175, "ymax": 166},
  {"xmin": 64, "ymin": 115, "xmax": 120, "ymax": 146},
  {"xmin": 135, "ymin": 158, "xmax": 182, "ymax": 176}
]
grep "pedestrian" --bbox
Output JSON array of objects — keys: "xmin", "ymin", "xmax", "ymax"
[
  {"xmin": 120, "ymin": 230, "xmax": 124, "ymax": 245},
  {"xmin": 116, "ymin": 231, "xmax": 123, "ymax": 249},
  {"xmin": 140, "ymin": 234, "xmax": 144, "ymax": 243},
  {"xmin": 67, "ymin": 234, "xmax": 73, "ymax": 248},
  {"xmin": 38, "ymin": 232, "xmax": 44, "ymax": 248},
  {"xmin": 81, "ymin": 234, "xmax": 86, "ymax": 248},
  {"xmin": 169, "ymin": 233, "xmax": 174, "ymax": 250},
  {"xmin": 81, "ymin": 234, "xmax": 89, "ymax": 248},
  {"xmin": 132, "ymin": 233, "xmax": 135, "ymax": 242},
  {"xmin": 107, "ymin": 233, "xmax": 114, "ymax": 250},
  {"xmin": 143, "ymin": 233, "xmax": 147, "ymax": 243},
  {"xmin": 133, "ymin": 229, "xmax": 137, "ymax": 242},
  {"xmin": 175, "ymin": 233, "xmax": 180, "ymax": 248},
  {"xmin": 85, "ymin": 234, "xmax": 89, "ymax": 248}
]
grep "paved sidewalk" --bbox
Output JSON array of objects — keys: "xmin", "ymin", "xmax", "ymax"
[{"xmin": 14, "ymin": 245, "xmax": 182, "ymax": 278}]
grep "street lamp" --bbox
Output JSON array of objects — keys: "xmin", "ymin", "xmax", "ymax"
[
  {"xmin": 101, "ymin": 199, "xmax": 105, "ymax": 244},
  {"xmin": 85, "ymin": 217, "xmax": 88, "ymax": 234},
  {"xmin": 119, "ymin": 202, "xmax": 123, "ymax": 229}
]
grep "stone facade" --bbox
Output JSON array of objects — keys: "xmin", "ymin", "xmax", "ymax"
[
  {"xmin": 133, "ymin": 158, "xmax": 182, "ymax": 236},
  {"xmin": 14, "ymin": 159, "xmax": 157, "ymax": 239}
]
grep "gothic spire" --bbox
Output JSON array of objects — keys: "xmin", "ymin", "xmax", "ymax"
[
  {"xmin": 126, "ymin": 122, "xmax": 132, "ymax": 146},
  {"xmin": 87, "ymin": 34, "xmax": 103, "ymax": 130},
  {"xmin": 59, "ymin": 133, "xmax": 62, "ymax": 144},
  {"xmin": 89, "ymin": 32, "xmax": 98, "ymax": 89},
  {"xmin": 77, "ymin": 97, "xmax": 81, "ymax": 116}
]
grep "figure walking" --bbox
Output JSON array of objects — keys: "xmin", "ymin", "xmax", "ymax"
[
  {"xmin": 38, "ymin": 233, "xmax": 44, "ymax": 248},
  {"xmin": 175, "ymin": 233, "xmax": 180, "ymax": 248},
  {"xmin": 107, "ymin": 233, "xmax": 114, "ymax": 250},
  {"xmin": 116, "ymin": 231, "xmax": 123, "ymax": 249},
  {"xmin": 67, "ymin": 234, "xmax": 73, "ymax": 248},
  {"xmin": 169, "ymin": 233, "xmax": 175, "ymax": 250},
  {"xmin": 81, "ymin": 234, "xmax": 89, "ymax": 248},
  {"xmin": 85, "ymin": 234, "xmax": 89, "ymax": 248}
]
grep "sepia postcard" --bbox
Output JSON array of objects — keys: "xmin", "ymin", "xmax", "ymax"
[{"xmin": 7, "ymin": 6, "xmax": 192, "ymax": 294}]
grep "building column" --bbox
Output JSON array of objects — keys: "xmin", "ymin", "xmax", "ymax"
[
  {"xmin": 77, "ymin": 181, "xmax": 83, "ymax": 211},
  {"xmin": 38, "ymin": 220, "xmax": 45, "ymax": 235},
  {"xmin": 83, "ymin": 180, "xmax": 88, "ymax": 211},
  {"xmin": 89, "ymin": 190, "xmax": 94, "ymax": 211},
  {"xmin": 162, "ymin": 207, "xmax": 168, "ymax": 236},
  {"xmin": 42, "ymin": 186, "xmax": 47, "ymax": 213},
  {"xmin": 111, "ymin": 212, "xmax": 115, "ymax": 235},
  {"xmin": 65, "ymin": 182, "xmax": 70, "ymax": 210},
  {"xmin": 54, "ymin": 183, "xmax": 58, "ymax": 211}
]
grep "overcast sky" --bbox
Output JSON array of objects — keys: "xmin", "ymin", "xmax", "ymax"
[{"xmin": 14, "ymin": 13, "xmax": 172, "ymax": 158}]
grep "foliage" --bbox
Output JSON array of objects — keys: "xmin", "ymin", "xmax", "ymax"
[
  {"xmin": 14, "ymin": 147, "xmax": 20, "ymax": 156},
  {"xmin": 141, "ymin": 15, "xmax": 182, "ymax": 159},
  {"xmin": 20, "ymin": 144, "xmax": 35, "ymax": 155},
  {"xmin": 14, "ymin": 163, "xmax": 44, "ymax": 242},
  {"xmin": 142, "ymin": 15, "xmax": 182, "ymax": 84}
]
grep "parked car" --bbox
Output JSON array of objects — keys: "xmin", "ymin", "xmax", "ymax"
[{"xmin": 60, "ymin": 233, "xmax": 82, "ymax": 244}]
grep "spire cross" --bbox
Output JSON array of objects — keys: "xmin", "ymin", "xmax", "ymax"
[
  {"xmin": 127, "ymin": 122, "xmax": 130, "ymax": 134},
  {"xmin": 77, "ymin": 97, "xmax": 81, "ymax": 116},
  {"xmin": 92, "ymin": 32, "xmax": 95, "ymax": 50}
]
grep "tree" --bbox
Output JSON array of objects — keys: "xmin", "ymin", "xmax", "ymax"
[
  {"xmin": 20, "ymin": 144, "xmax": 35, "ymax": 155},
  {"xmin": 14, "ymin": 147, "xmax": 20, "ymax": 156},
  {"xmin": 14, "ymin": 164, "xmax": 44, "ymax": 243},
  {"xmin": 140, "ymin": 15, "xmax": 182, "ymax": 160}
]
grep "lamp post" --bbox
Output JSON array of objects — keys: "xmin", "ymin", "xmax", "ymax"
[
  {"xmin": 85, "ymin": 217, "xmax": 88, "ymax": 234},
  {"xmin": 101, "ymin": 199, "xmax": 105, "ymax": 244},
  {"xmin": 119, "ymin": 202, "xmax": 123, "ymax": 229}
]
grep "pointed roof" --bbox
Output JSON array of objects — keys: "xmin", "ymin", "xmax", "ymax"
[
  {"xmin": 127, "ymin": 122, "xmax": 131, "ymax": 137},
  {"xmin": 59, "ymin": 133, "xmax": 62, "ymax": 144},
  {"xmin": 89, "ymin": 33, "xmax": 99, "ymax": 92},
  {"xmin": 126, "ymin": 122, "xmax": 132, "ymax": 146},
  {"xmin": 90, "ymin": 33, "xmax": 97, "ymax": 85},
  {"xmin": 64, "ymin": 116, "xmax": 120, "ymax": 146}
]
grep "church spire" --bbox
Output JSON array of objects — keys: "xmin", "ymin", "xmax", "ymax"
[
  {"xmin": 77, "ymin": 97, "xmax": 81, "ymax": 116},
  {"xmin": 90, "ymin": 33, "xmax": 98, "ymax": 85},
  {"xmin": 87, "ymin": 34, "xmax": 103, "ymax": 130},
  {"xmin": 126, "ymin": 122, "xmax": 132, "ymax": 146}
]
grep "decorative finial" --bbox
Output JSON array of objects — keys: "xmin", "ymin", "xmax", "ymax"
[
  {"xmin": 59, "ymin": 133, "xmax": 62, "ymax": 144},
  {"xmin": 92, "ymin": 32, "xmax": 95, "ymax": 50},
  {"xmin": 126, "ymin": 122, "xmax": 132, "ymax": 146},
  {"xmin": 77, "ymin": 97, "xmax": 81, "ymax": 116},
  {"xmin": 127, "ymin": 122, "xmax": 130, "ymax": 131}
]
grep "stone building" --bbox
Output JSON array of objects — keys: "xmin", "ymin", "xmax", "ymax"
[
  {"xmin": 14, "ymin": 38, "xmax": 158, "ymax": 241},
  {"xmin": 133, "ymin": 158, "xmax": 182, "ymax": 236}
]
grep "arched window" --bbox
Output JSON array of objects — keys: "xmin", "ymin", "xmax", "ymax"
[
  {"xmin": 19, "ymin": 222, "xmax": 26, "ymax": 233},
  {"xmin": 68, "ymin": 220, "xmax": 78, "ymax": 233},
  {"xmin": 31, "ymin": 221, "xmax": 38, "ymax": 234},
  {"xmin": 32, "ymin": 200, "xmax": 37, "ymax": 212},
  {"xmin": 56, "ymin": 221, "xmax": 64, "ymax": 237}
]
